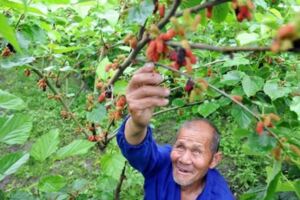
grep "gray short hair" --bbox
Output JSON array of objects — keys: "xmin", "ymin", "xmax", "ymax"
[{"xmin": 178, "ymin": 118, "xmax": 220, "ymax": 154}]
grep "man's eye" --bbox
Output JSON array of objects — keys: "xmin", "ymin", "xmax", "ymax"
[
  {"xmin": 175, "ymin": 145, "xmax": 184, "ymax": 150},
  {"xmin": 192, "ymin": 150, "xmax": 201, "ymax": 155}
]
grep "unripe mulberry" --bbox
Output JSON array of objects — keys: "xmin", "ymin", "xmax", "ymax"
[
  {"xmin": 98, "ymin": 92, "xmax": 106, "ymax": 103},
  {"xmin": 256, "ymin": 121, "xmax": 264, "ymax": 135},
  {"xmin": 116, "ymin": 96, "xmax": 126, "ymax": 108},
  {"xmin": 88, "ymin": 135, "xmax": 95, "ymax": 142},
  {"xmin": 159, "ymin": 4, "xmax": 165, "ymax": 18}
]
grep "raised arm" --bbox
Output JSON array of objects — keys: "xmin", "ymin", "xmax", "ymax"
[{"xmin": 124, "ymin": 63, "xmax": 170, "ymax": 145}]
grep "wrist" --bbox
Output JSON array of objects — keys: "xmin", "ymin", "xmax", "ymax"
[{"xmin": 124, "ymin": 117, "xmax": 148, "ymax": 145}]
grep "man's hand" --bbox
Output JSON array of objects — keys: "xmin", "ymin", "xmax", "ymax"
[{"xmin": 125, "ymin": 63, "xmax": 170, "ymax": 145}]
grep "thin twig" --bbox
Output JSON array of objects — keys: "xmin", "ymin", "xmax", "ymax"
[
  {"xmin": 15, "ymin": 0, "xmax": 33, "ymax": 29},
  {"xmin": 175, "ymin": 0, "xmax": 231, "ymax": 17},
  {"xmin": 153, "ymin": 101, "xmax": 204, "ymax": 116},
  {"xmin": 114, "ymin": 161, "xmax": 127, "ymax": 200},
  {"xmin": 167, "ymin": 41, "xmax": 271, "ymax": 53},
  {"xmin": 68, "ymin": 80, "xmax": 85, "ymax": 107}
]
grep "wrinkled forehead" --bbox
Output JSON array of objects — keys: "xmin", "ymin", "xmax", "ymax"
[{"xmin": 176, "ymin": 122, "xmax": 215, "ymax": 144}]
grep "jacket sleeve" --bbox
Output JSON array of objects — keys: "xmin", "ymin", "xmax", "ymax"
[{"xmin": 116, "ymin": 117, "xmax": 171, "ymax": 178}]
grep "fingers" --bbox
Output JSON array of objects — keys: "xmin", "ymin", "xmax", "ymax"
[
  {"xmin": 130, "ymin": 72, "xmax": 163, "ymax": 88},
  {"xmin": 127, "ymin": 63, "xmax": 162, "ymax": 91},
  {"xmin": 128, "ymin": 85, "xmax": 170, "ymax": 99},
  {"xmin": 126, "ymin": 63, "xmax": 169, "ymax": 112},
  {"xmin": 128, "ymin": 97, "xmax": 169, "ymax": 110},
  {"xmin": 134, "ymin": 63, "xmax": 155, "ymax": 74}
]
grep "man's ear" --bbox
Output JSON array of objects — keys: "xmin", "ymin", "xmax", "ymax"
[{"xmin": 209, "ymin": 152, "xmax": 222, "ymax": 169}]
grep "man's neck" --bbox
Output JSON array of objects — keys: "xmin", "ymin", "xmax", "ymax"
[{"xmin": 181, "ymin": 179, "xmax": 205, "ymax": 200}]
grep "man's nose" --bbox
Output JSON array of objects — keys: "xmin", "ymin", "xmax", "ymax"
[{"xmin": 178, "ymin": 150, "xmax": 192, "ymax": 165}]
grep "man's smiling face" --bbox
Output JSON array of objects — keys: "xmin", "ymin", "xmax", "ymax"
[{"xmin": 170, "ymin": 121, "xmax": 220, "ymax": 188}]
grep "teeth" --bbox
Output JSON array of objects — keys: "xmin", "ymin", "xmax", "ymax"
[{"xmin": 179, "ymin": 168, "xmax": 188, "ymax": 173}]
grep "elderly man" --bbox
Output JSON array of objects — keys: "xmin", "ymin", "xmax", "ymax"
[{"xmin": 117, "ymin": 63, "xmax": 234, "ymax": 200}]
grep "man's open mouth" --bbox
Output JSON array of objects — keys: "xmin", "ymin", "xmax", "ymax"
[{"xmin": 176, "ymin": 166, "xmax": 192, "ymax": 174}]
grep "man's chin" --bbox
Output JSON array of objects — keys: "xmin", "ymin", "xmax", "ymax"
[{"xmin": 173, "ymin": 170, "xmax": 194, "ymax": 187}]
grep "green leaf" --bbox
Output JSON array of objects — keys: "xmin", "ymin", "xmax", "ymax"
[
  {"xmin": 0, "ymin": 14, "xmax": 21, "ymax": 52},
  {"xmin": 236, "ymin": 32, "xmax": 259, "ymax": 46},
  {"xmin": 55, "ymin": 140, "xmax": 94, "ymax": 159},
  {"xmin": 114, "ymin": 80, "xmax": 128, "ymax": 95},
  {"xmin": 277, "ymin": 180, "xmax": 300, "ymax": 198},
  {"xmin": 233, "ymin": 128, "xmax": 251, "ymax": 139},
  {"xmin": 0, "ymin": 56, "xmax": 35, "ymax": 69},
  {"xmin": 242, "ymin": 75, "xmax": 264, "ymax": 97},
  {"xmin": 0, "ymin": 0, "xmax": 45, "ymax": 15},
  {"xmin": 212, "ymin": 3, "xmax": 229, "ymax": 23},
  {"xmin": 127, "ymin": 0, "xmax": 154, "ymax": 25},
  {"xmin": 221, "ymin": 70, "xmax": 245, "ymax": 86},
  {"xmin": 30, "ymin": 129, "xmax": 60, "ymax": 162},
  {"xmin": 71, "ymin": 179, "xmax": 89, "ymax": 191},
  {"xmin": 0, "ymin": 90, "xmax": 26, "ymax": 110},
  {"xmin": 218, "ymin": 97, "xmax": 232, "ymax": 107},
  {"xmin": 96, "ymin": 57, "xmax": 110, "ymax": 80},
  {"xmin": 98, "ymin": 9, "xmax": 120, "ymax": 26},
  {"xmin": 198, "ymin": 101, "xmax": 220, "ymax": 117},
  {"xmin": 100, "ymin": 152, "xmax": 126, "ymax": 180},
  {"xmin": 0, "ymin": 152, "xmax": 29, "ymax": 181},
  {"xmin": 231, "ymin": 105, "xmax": 252, "ymax": 129},
  {"xmin": 42, "ymin": 0, "xmax": 70, "ymax": 4},
  {"xmin": 181, "ymin": 0, "xmax": 201, "ymax": 8},
  {"xmin": 264, "ymin": 80, "xmax": 291, "ymax": 100},
  {"xmin": 86, "ymin": 104, "xmax": 107, "ymax": 123},
  {"xmin": 38, "ymin": 175, "xmax": 66, "ymax": 192},
  {"xmin": 290, "ymin": 97, "xmax": 300, "ymax": 121},
  {"xmin": 48, "ymin": 44, "xmax": 82, "ymax": 54},
  {"xmin": 243, "ymin": 132, "xmax": 276, "ymax": 155},
  {"xmin": 8, "ymin": 190, "xmax": 35, "ymax": 200},
  {"xmin": 0, "ymin": 114, "xmax": 32, "ymax": 145},
  {"xmin": 262, "ymin": 162, "xmax": 282, "ymax": 200},
  {"xmin": 222, "ymin": 56, "xmax": 250, "ymax": 67},
  {"xmin": 172, "ymin": 98, "xmax": 185, "ymax": 107}
]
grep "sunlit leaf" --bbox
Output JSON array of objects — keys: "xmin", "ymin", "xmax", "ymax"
[
  {"xmin": 0, "ymin": 56, "xmax": 35, "ymax": 69},
  {"xmin": 242, "ymin": 75, "xmax": 264, "ymax": 97},
  {"xmin": 0, "ymin": 152, "xmax": 29, "ymax": 181},
  {"xmin": 127, "ymin": 0, "xmax": 154, "ymax": 25},
  {"xmin": 0, "ymin": 90, "xmax": 26, "ymax": 110},
  {"xmin": 198, "ymin": 101, "xmax": 220, "ymax": 117},
  {"xmin": 264, "ymin": 80, "xmax": 291, "ymax": 100},
  {"xmin": 55, "ymin": 140, "xmax": 94, "ymax": 159},
  {"xmin": 100, "ymin": 152, "xmax": 126, "ymax": 180},
  {"xmin": 30, "ymin": 129, "xmax": 60, "ymax": 161},
  {"xmin": 0, "ymin": 14, "xmax": 21, "ymax": 52},
  {"xmin": 0, "ymin": 114, "xmax": 32, "ymax": 145},
  {"xmin": 86, "ymin": 104, "xmax": 107, "ymax": 123},
  {"xmin": 290, "ymin": 97, "xmax": 300, "ymax": 121},
  {"xmin": 262, "ymin": 162, "xmax": 282, "ymax": 200},
  {"xmin": 38, "ymin": 175, "xmax": 66, "ymax": 192}
]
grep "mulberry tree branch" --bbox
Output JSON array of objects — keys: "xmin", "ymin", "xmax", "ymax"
[
  {"xmin": 107, "ymin": 0, "xmax": 182, "ymax": 86},
  {"xmin": 175, "ymin": 0, "xmax": 231, "ymax": 17},
  {"xmin": 114, "ymin": 161, "xmax": 127, "ymax": 200},
  {"xmin": 167, "ymin": 41, "xmax": 271, "ymax": 53},
  {"xmin": 30, "ymin": 67, "xmax": 90, "ymax": 138}
]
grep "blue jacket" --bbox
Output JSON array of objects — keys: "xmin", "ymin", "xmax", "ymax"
[{"xmin": 117, "ymin": 118, "xmax": 235, "ymax": 200}]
